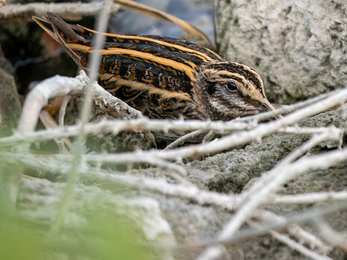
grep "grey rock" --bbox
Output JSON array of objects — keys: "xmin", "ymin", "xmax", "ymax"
[
  {"xmin": 0, "ymin": 57, "xmax": 22, "ymax": 136},
  {"xmin": 216, "ymin": 0, "xmax": 347, "ymax": 104}
]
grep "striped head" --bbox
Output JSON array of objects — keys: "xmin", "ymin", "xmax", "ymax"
[{"xmin": 194, "ymin": 61, "xmax": 276, "ymax": 120}]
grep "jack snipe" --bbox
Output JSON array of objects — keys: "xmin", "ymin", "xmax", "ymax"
[{"xmin": 33, "ymin": 13, "xmax": 277, "ymax": 122}]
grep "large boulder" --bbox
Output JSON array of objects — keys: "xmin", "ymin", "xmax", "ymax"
[{"xmin": 216, "ymin": 0, "xmax": 347, "ymax": 104}]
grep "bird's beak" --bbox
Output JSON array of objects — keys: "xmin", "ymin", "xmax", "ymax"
[{"xmin": 262, "ymin": 98, "xmax": 283, "ymax": 119}]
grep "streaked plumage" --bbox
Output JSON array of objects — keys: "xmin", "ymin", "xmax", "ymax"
[{"xmin": 33, "ymin": 13, "xmax": 277, "ymax": 124}]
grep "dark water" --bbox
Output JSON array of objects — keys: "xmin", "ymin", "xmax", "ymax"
[{"xmin": 109, "ymin": 0, "xmax": 215, "ymax": 43}]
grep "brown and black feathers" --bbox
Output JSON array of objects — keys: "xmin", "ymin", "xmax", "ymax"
[{"xmin": 33, "ymin": 13, "xmax": 276, "ymax": 122}]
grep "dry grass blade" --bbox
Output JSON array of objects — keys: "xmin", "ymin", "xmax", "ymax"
[
  {"xmin": 39, "ymin": 110, "xmax": 72, "ymax": 150},
  {"xmin": 113, "ymin": 0, "xmax": 213, "ymax": 48}
]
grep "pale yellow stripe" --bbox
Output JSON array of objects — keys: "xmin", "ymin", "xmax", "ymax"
[
  {"xmin": 68, "ymin": 43, "xmax": 197, "ymax": 81},
  {"xmin": 78, "ymin": 25, "xmax": 216, "ymax": 61},
  {"xmin": 108, "ymin": 77, "xmax": 192, "ymax": 102}
]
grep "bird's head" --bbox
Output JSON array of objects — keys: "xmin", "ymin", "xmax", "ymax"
[{"xmin": 194, "ymin": 61, "xmax": 276, "ymax": 120}]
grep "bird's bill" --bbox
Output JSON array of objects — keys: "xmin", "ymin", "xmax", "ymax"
[{"xmin": 262, "ymin": 98, "xmax": 283, "ymax": 119}]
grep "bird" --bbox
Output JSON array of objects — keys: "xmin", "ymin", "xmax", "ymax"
[{"xmin": 33, "ymin": 13, "xmax": 277, "ymax": 123}]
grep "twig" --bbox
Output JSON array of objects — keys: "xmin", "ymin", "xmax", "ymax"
[
  {"xmin": 58, "ymin": 95, "xmax": 71, "ymax": 154},
  {"xmin": 10, "ymin": 87, "xmax": 347, "ymax": 159},
  {"xmin": 221, "ymin": 128, "xmax": 341, "ymax": 236},
  {"xmin": 235, "ymin": 90, "xmax": 337, "ymax": 123},
  {"xmin": 190, "ymin": 202, "xmax": 347, "ymax": 257},
  {"xmin": 0, "ymin": 151, "xmax": 342, "ymax": 256},
  {"xmin": 279, "ymin": 126, "xmax": 338, "ymax": 135},
  {"xmin": 58, "ymin": 95, "xmax": 70, "ymax": 128},
  {"xmin": 76, "ymin": 152, "xmax": 186, "ymax": 177},
  {"xmin": 0, "ymin": 2, "xmax": 120, "ymax": 20},
  {"xmin": 314, "ymin": 218, "xmax": 347, "ymax": 253},
  {"xmin": 269, "ymin": 230, "xmax": 331, "ymax": 260},
  {"xmin": 0, "ymin": 118, "xmax": 249, "ymax": 148},
  {"xmin": 272, "ymin": 191, "xmax": 347, "ymax": 204},
  {"xmin": 0, "ymin": 119, "xmax": 340, "ymax": 149},
  {"xmin": 239, "ymin": 126, "xmax": 342, "ymax": 207},
  {"xmin": 18, "ymin": 72, "xmax": 87, "ymax": 134},
  {"xmin": 17, "ymin": 70, "xmax": 141, "ymax": 137},
  {"xmin": 279, "ymin": 126, "xmax": 341, "ymax": 166},
  {"xmin": 246, "ymin": 219, "xmax": 331, "ymax": 260},
  {"xmin": 202, "ymin": 131, "xmax": 216, "ymax": 143},
  {"xmin": 196, "ymin": 126, "xmax": 344, "ymax": 260},
  {"xmin": 0, "ymin": 152, "xmax": 236, "ymax": 211},
  {"xmin": 255, "ymin": 210, "xmax": 331, "ymax": 254},
  {"xmin": 153, "ymin": 88, "xmax": 347, "ymax": 161},
  {"xmin": 164, "ymin": 130, "xmax": 205, "ymax": 150},
  {"xmin": 39, "ymin": 110, "xmax": 71, "ymax": 152}
]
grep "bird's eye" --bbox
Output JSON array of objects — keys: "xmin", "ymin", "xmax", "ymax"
[{"xmin": 227, "ymin": 82, "xmax": 237, "ymax": 91}]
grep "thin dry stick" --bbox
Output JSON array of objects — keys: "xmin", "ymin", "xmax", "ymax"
[
  {"xmin": 0, "ymin": 119, "xmax": 338, "ymax": 149},
  {"xmin": 0, "ymin": 151, "xmax": 236, "ymax": 211},
  {"xmin": 188, "ymin": 202, "xmax": 347, "ymax": 254},
  {"xmin": 255, "ymin": 209, "xmax": 330, "ymax": 254},
  {"xmin": 18, "ymin": 72, "xmax": 88, "ymax": 133},
  {"xmin": 270, "ymin": 230, "xmax": 331, "ymax": 260},
  {"xmin": 196, "ymin": 127, "xmax": 343, "ymax": 260},
  {"xmin": 49, "ymin": 0, "xmax": 113, "ymax": 236},
  {"xmin": 0, "ymin": 117, "xmax": 249, "ymax": 147},
  {"xmin": 272, "ymin": 191, "xmax": 347, "ymax": 204},
  {"xmin": 223, "ymin": 128, "xmax": 341, "ymax": 234},
  {"xmin": 240, "ymin": 126, "xmax": 342, "ymax": 207},
  {"xmin": 314, "ymin": 218, "xmax": 347, "ymax": 253},
  {"xmin": 6, "ymin": 86, "xmax": 345, "ymax": 148},
  {"xmin": 7, "ymin": 150, "xmax": 347, "ymax": 213},
  {"xmin": 39, "ymin": 110, "xmax": 71, "ymax": 152},
  {"xmin": 80, "ymin": 153, "xmax": 187, "ymax": 177},
  {"xmin": 151, "ymin": 88, "xmax": 347, "ymax": 161},
  {"xmin": 58, "ymin": 95, "xmax": 71, "ymax": 153},
  {"xmin": 8, "ymin": 87, "xmax": 347, "ymax": 158},
  {"xmin": 202, "ymin": 130, "xmax": 216, "ymax": 143},
  {"xmin": 279, "ymin": 126, "xmax": 342, "ymax": 166},
  {"xmin": 280, "ymin": 126, "xmax": 336, "ymax": 135},
  {"xmin": 0, "ymin": 151, "xmax": 341, "ymax": 255},
  {"xmin": 246, "ymin": 219, "xmax": 331, "ymax": 260},
  {"xmin": 0, "ymin": 2, "xmax": 120, "ymax": 19},
  {"xmin": 164, "ymin": 130, "xmax": 205, "ymax": 150},
  {"xmin": 235, "ymin": 90, "xmax": 337, "ymax": 123},
  {"xmin": 14, "ymin": 71, "xmax": 141, "ymax": 140}
]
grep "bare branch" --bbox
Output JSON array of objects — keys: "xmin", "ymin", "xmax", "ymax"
[
  {"xmin": 3, "ymin": 151, "xmax": 344, "ymax": 258},
  {"xmin": 17, "ymin": 70, "xmax": 141, "ymax": 136},
  {"xmin": 272, "ymin": 191, "xmax": 347, "ymax": 204},
  {"xmin": 235, "ymin": 90, "xmax": 337, "ymax": 123},
  {"xmin": 58, "ymin": 95, "xmax": 71, "ymax": 153},
  {"xmin": 196, "ymin": 126, "xmax": 344, "ymax": 260},
  {"xmin": 279, "ymin": 127, "xmax": 342, "ymax": 165},
  {"xmin": 0, "ymin": 118, "xmax": 249, "ymax": 148},
  {"xmin": 240, "ymin": 127, "xmax": 342, "ymax": 207},
  {"xmin": 164, "ymin": 130, "xmax": 206, "ymax": 150},
  {"xmin": 269, "ymin": 230, "xmax": 331, "ymax": 260},
  {"xmin": 255, "ymin": 210, "xmax": 331, "ymax": 254},
  {"xmin": 219, "ymin": 130, "xmax": 342, "ymax": 236},
  {"xmin": 314, "ymin": 218, "xmax": 347, "ymax": 253}
]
